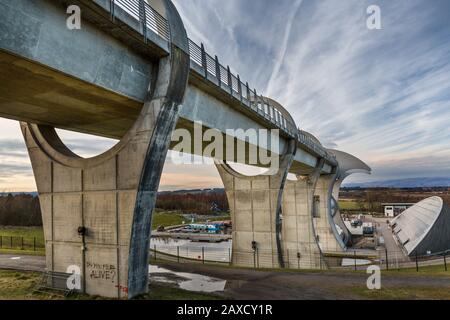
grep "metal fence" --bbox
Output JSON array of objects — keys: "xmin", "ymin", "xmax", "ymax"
[
  {"xmin": 112, "ymin": 0, "xmax": 170, "ymax": 41},
  {"xmin": 150, "ymin": 242, "xmax": 450, "ymax": 273},
  {"xmin": 0, "ymin": 235, "xmax": 45, "ymax": 251}
]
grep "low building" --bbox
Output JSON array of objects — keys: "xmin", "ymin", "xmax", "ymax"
[
  {"xmin": 382, "ymin": 203, "xmax": 415, "ymax": 217},
  {"xmin": 391, "ymin": 197, "xmax": 450, "ymax": 256}
]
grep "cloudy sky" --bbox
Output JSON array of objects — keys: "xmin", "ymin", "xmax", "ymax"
[{"xmin": 1, "ymin": 0, "xmax": 450, "ymax": 191}]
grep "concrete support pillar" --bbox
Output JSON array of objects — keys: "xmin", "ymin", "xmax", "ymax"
[
  {"xmin": 313, "ymin": 172, "xmax": 346, "ymax": 252},
  {"xmin": 215, "ymin": 141, "xmax": 296, "ymax": 269},
  {"xmin": 21, "ymin": 0, "xmax": 190, "ymax": 299},
  {"xmin": 282, "ymin": 160, "xmax": 325, "ymax": 269},
  {"xmin": 281, "ymin": 159, "xmax": 326, "ymax": 269}
]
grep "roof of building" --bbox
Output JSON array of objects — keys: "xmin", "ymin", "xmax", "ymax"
[{"xmin": 391, "ymin": 197, "xmax": 450, "ymax": 256}]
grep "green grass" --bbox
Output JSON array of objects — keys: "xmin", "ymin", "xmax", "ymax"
[
  {"xmin": 152, "ymin": 211, "xmax": 186, "ymax": 229},
  {"xmin": 346, "ymin": 286, "xmax": 450, "ymax": 300},
  {"xmin": 152, "ymin": 210, "xmax": 231, "ymax": 230},
  {"xmin": 0, "ymin": 226, "xmax": 45, "ymax": 255},
  {"xmin": 383, "ymin": 264, "xmax": 450, "ymax": 277},
  {"xmin": 144, "ymin": 284, "xmax": 223, "ymax": 300},
  {"xmin": 0, "ymin": 269, "xmax": 222, "ymax": 300},
  {"xmin": 339, "ymin": 200, "xmax": 367, "ymax": 210}
]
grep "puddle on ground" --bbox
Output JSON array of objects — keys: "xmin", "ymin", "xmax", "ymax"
[
  {"xmin": 341, "ymin": 258, "xmax": 371, "ymax": 267},
  {"xmin": 149, "ymin": 265, "xmax": 226, "ymax": 293}
]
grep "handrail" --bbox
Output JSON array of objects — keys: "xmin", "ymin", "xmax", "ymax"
[{"xmin": 113, "ymin": 0, "xmax": 170, "ymax": 41}]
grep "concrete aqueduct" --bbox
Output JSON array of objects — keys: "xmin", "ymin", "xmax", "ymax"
[{"xmin": 0, "ymin": 0, "xmax": 371, "ymax": 298}]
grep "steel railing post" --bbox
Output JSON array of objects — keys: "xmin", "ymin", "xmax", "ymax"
[
  {"xmin": 227, "ymin": 66, "xmax": 232, "ymax": 94},
  {"xmin": 110, "ymin": 0, "xmax": 115, "ymax": 21},
  {"xmin": 215, "ymin": 56, "xmax": 221, "ymax": 87},
  {"xmin": 237, "ymin": 75, "xmax": 242, "ymax": 101},
  {"xmin": 201, "ymin": 44, "xmax": 207, "ymax": 78},
  {"xmin": 246, "ymin": 82, "xmax": 250, "ymax": 101}
]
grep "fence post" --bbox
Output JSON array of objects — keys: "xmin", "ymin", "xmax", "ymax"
[
  {"xmin": 253, "ymin": 249, "xmax": 256, "ymax": 269},
  {"xmin": 177, "ymin": 246, "xmax": 180, "ymax": 263},
  {"xmin": 21, "ymin": 237, "xmax": 23, "ymax": 250},
  {"xmin": 154, "ymin": 244, "xmax": 157, "ymax": 260},
  {"xmin": 202, "ymin": 247, "xmax": 205, "ymax": 264},
  {"xmin": 385, "ymin": 249, "xmax": 389, "ymax": 271},
  {"xmin": 10, "ymin": 236, "xmax": 12, "ymax": 249},
  {"xmin": 415, "ymin": 252, "xmax": 419, "ymax": 272},
  {"xmin": 444, "ymin": 253, "xmax": 448, "ymax": 272},
  {"xmin": 201, "ymin": 43, "xmax": 207, "ymax": 77},
  {"xmin": 287, "ymin": 250, "xmax": 290, "ymax": 269},
  {"xmin": 257, "ymin": 248, "xmax": 259, "ymax": 268},
  {"xmin": 228, "ymin": 248, "xmax": 231, "ymax": 266},
  {"xmin": 0, "ymin": 236, "xmax": 2, "ymax": 248},
  {"xmin": 33, "ymin": 237, "xmax": 36, "ymax": 251},
  {"xmin": 354, "ymin": 251, "xmax": 357, "ymax": 271}
]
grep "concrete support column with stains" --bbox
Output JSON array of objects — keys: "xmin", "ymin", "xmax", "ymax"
[
  {"xmin": 215, "ymin": 140, "xmax": 296, "ymax": 269},
  {"xmin": 21, "ymin": 0, "xmax": 190, "ymax": 299},
  {"xmin": 282, "ymin": 159, "xmax": 326, "ymax": 269}
]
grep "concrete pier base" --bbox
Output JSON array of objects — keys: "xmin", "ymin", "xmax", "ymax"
[
  {"xmin": 215, "ymin": 142, "xmax": 296, "ymax": 269},
  {"xmin": 282, "ymin": 160, "xmax": 326, "ymax": 269},
  {"xmin": 314, "ymin": 173, "xmax": 346, "ymax": 252}
]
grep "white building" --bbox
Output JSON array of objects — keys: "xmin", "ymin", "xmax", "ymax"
[{"xmin": 382, "ymin": 203, "xmax": 415, "ymax": 217}]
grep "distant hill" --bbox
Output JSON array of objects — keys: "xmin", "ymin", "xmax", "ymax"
[{"xmin": 344, "ymin": 177, "xmax": 450, "ymax": 188}]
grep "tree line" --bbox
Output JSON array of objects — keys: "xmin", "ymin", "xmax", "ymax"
[
  {"xmin": 0, "ymin": 190, "xmax": 230, "ymax": 227},
  {"xmin": 0, "ymin": 194, "xmax": 42, "ymax": 226}
]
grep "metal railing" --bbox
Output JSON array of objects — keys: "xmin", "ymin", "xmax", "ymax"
[
  {"xmin": 108, "ymin": 0, "xmax": 335, "ymax": 164},
  {"xmin": 112, "ymin": 0, "xmax": 170, "ymax": 41},
  {"xmin": 188, "ymin": 39, "xmax": 298, "ymax": 138}
]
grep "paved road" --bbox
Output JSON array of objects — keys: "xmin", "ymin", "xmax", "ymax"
[
  {"xmin": 156, "ymin": 261, "xmax": 450, "ymax": 300},
  {"xmin": 0, "ymin": 254, "xmax": 45, "ymax": 272}
]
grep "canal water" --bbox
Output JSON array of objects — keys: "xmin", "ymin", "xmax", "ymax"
[
  {"xmin": 150, "ymin": 237, "xmax": 232, "ymax": 263},
  {"xmin": 149, "ymin": 265, "xmax": 227, "ymax": 293}
]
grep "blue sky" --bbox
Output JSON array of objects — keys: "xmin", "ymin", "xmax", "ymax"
[{"xmin": 0, "ymin": 0, "xmax": 449, "ymax": 191}]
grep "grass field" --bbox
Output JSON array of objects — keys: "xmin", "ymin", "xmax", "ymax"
[
  {"xmin": 152, "ymin": 210, "xmax": 230, "ymax": 229},
  {"xmin": 0, "ymin": 269, "xmax": 221, "ymax": 300},
  {"xmin": 339, "ymin": 200, "xmax": 367, "ymax": 210},
  {"xmin": 0, "ymin": 211, "xmax": 231, "ymax": 255},
  {"xmin": 0, "ymin": 226, "xmax": 45, "ymax": 255},
  {"xmin": 346, "ymin": 286, "xmax": 450, "ymax": 300}
]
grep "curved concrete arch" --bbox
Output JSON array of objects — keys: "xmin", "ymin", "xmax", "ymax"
[{"xmin": 328, "ymin": 149, "xmax": 371, "ymax": 246}]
